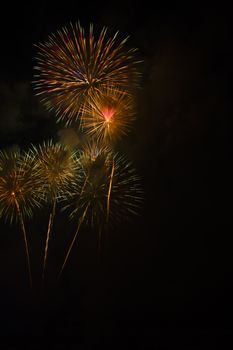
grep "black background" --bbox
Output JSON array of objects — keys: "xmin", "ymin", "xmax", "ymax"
[{"xmin": 0, "ymin": 2, "xmax": 232, "ymax": 348}]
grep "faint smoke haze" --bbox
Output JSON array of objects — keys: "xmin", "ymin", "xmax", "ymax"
[{"xmin": 57, "ymin": 128, "xmax": 83, "ymax": 149}]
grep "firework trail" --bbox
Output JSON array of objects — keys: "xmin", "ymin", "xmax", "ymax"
[
  {"xmin": 58, "ymin": 203, "xmax": 89, "ymax": 279},
  {"xmin": 0, "ymin": 147, "xmax": 43, "ymax": 287},
  {"xmin": 106, "ymin": 158, "xmax": 115, "ymax": 223},
  {"xmin": 58, "ymin": 141, "xmax": 143, "ymax": 276},
  {"xmin": 33, "ymin": 22, "xmax": 141, "ymax": 125},
  {"xmin": 31, "ymin": 141, "xmax": 79, "ymax": 281},
  {"xmin": 81, "ymin": 87, "xmax": 136, "ymax": 142}
]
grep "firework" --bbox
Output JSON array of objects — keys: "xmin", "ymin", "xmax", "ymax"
[
  {"xmin": 31, "ymin": 140, "xmax": 80, "ymax": 280},
  {"xmin": 58, "ymin": 141, "xmax": 143, "ymax": 276},
  {"xmin": 33, "ymin": 22, "xmax": 141, "ymax": 125},
  {"xmin": 81, "ymin": 87, "xmax": 136, "ymax": 142},
  {"xmin": 32, "ymin": 140, "xmax": 79, "ymax": 200},
  {"xmin": 62, "ymin": 141, "xmax": 113, "ymax": 226},
  {"xmin": 0, "ymin": 147, "xmax": 43, "ymax": 286}
]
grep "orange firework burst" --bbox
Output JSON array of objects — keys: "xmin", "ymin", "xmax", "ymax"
[
  {"xmin": 0, "ymin": 147, "xmax": 43, "ymax": 287},
  {"xmin": 33, "ymin": 22, "xmax": 141, "ymax": 125},
  {"xmin": 81, "ymin": 87, "xmax": 136, "ymax": 142}
]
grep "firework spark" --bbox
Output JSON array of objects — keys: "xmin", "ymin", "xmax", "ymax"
[
  {"xmin": 33, "ymin": 22, "xmax": 141, "ymax": 125},
  {"xmin": 81, "ymin": 87, "xmax": 136, "ymax": 142},
  {"xmin": 0, "ymin": 147, "xmax": 43, "ymax": 286},
  {"xmin": 59, "ymin": 141, "xmax": 143, "ymax": 276},
  {"xmin": 31, "ymin": 140, "xmax": 80, "ymax": 280}
]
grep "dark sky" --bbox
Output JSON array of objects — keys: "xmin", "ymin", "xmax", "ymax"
[{"xmin": 0, "ymin": 2, "xmax": 232, "ymax": 347}]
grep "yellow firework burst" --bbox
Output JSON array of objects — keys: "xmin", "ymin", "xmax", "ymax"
[
  {"xmin": 32, "ymin": 140, "xmax": 79, "ymax": 201},
  {"xmin": 59, "ymin": 141, "xmax": 143, "ymax": 276},
  {"xmin": 0, "ymin": 147, "xmax": 43, "ymax": 223},
  {"xmin": 30, "ymin": 140, "xmax": 80, "ymax": 280},
  {"xmin": 33, "ymin": 22, "xmax": 141, "ymax": 125},
  {"xmin": 0, "ymin": 147, "xmax": 43, "ymax": 286},
  {"xmin": 62, "ymin": 140, "xmax": 113, "ymax": 226}
]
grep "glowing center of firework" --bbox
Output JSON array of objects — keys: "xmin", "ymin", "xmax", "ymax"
[
  {"xmin": 102, "ymin": 106, "xmax": 115, "ymax": 122},
  {"xmin": 91, "ymin": 153, "xmax": 97, "ymax": 162}
]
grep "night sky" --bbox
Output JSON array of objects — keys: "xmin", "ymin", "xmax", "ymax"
[{"xmin": 0, "ymin": 2, "xmax": 232, "ymax": 348}]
